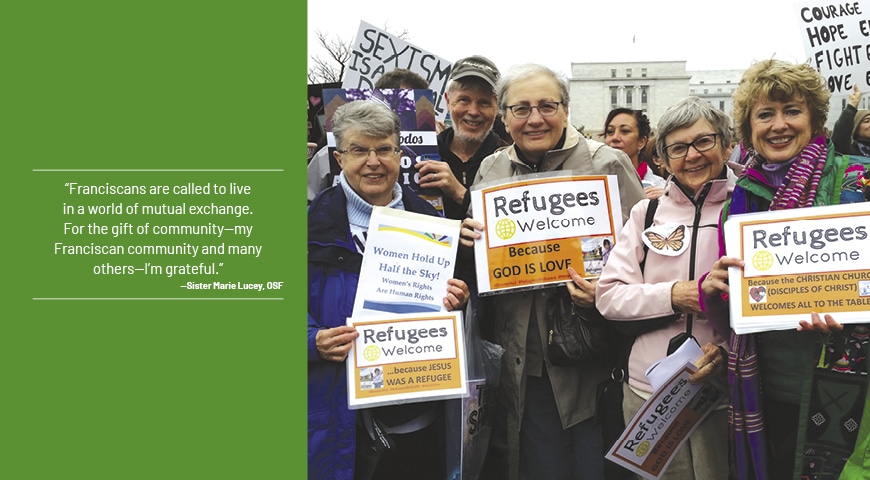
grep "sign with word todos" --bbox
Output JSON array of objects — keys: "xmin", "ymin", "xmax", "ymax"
[
  {"xmin": 346, "ymin": 312, "xmax": 468, "ymax": 409},
  {"xmin": 724, "ymin": 202, "xmax": 870, "ymax": 334},
  {"xmin": 352, "ymin": 207, "xmax": 461, "ymax": 316},
  {"xmin": 343, "ymin": 21, "xmax": 451, "ymax": 121},
  {"xmin": 470, "ymin": 172, "xmax": 623, "ymax": 295},
  {"xmin": 323, "ymin": 88, "xmax": 445, "ymax": 214},
  {"xmin": 794, "ymin": 0, "xmax": 870, "ymax": 94},
  {"xmin": 606, "ymin": 363, "xmax": 725, "ymax": 479}
]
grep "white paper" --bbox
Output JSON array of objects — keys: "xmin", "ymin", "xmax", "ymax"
[
  {"xmin": 352, "ymin": 206, "xmax": 461, "ymax": 317},
  {"xmin": 644, "ymin": 339, "xmax": 704, "ymax": 392}
]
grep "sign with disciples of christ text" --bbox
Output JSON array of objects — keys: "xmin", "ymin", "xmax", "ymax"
[{"xmin": 724, "ymin": 201, "xmax": 870, "ymax": 333}]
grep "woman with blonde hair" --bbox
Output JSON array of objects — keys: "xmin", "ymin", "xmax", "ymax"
[{"xmin": 701, "ymin": 59, "xmax": 870, "ymax": 480}]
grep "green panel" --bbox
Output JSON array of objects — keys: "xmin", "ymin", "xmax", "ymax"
[{"xmin": 4, "ymin": 1, "xmax": 306, "ymax": 478}]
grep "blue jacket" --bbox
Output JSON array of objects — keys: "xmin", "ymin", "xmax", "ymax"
[{"xmin": 307, "ymin": 185, "xmax": 438, "ymax": 480}]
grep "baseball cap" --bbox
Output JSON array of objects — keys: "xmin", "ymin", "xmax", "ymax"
[{"xmin": 449, "ymin": 55, "xmax": 500, "ymax": 90}]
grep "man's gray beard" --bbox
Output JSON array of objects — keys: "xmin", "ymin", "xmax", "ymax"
[{"xmin": 454, "ymin": 125, "xmax": 490, "ymax": 145}]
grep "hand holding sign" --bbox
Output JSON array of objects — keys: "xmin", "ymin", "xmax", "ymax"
[{"xmin": 797, "ymin": 311, "xmax": 843, "ymax": 333}]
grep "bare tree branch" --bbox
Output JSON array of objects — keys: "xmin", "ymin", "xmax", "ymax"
[
  {"xmin": 307, "ymin": 30, "xmax": 352, "ymax": 83},
  {"xmin": 307, "ymin": 26, "xmax": 410, "ymax": 84}
]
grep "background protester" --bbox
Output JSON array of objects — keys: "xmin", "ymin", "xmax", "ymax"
[
  {"xmin": 599, "ymin": 238, "xmax": 613, "ymax": 266},
  {"xmin": 460, "ymin": 63, "xmax": 645, "ymax": 480},
  {"xmin": 643, "ymin": 134, "xmax": 669, "ymax": 178},
  {"xmin": 832, "ymin": 84, "xmax": 870, "ymax": 156},
  {"xmin": 308, "ymin": 100, "xmax": 469, "ymax": 480},
  {"xmin": 603, "ymin": 108, "xmax": 666, "ymax": 199},
  {"xmin": 416, "ymin": 55, "xmax": 509, "ymax": 221},
  {"xmin": 596, "ymin": 96, "xmax": 734, "ymax": 479},
  {"xmin": 307, "ymin": 69, "xmax": 430, "ymax": 203},
  {"xmin": 700, "ymin": 59, "xmax": 870, "ymax": 480}
]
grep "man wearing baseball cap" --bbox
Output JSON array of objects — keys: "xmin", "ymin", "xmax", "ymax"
[{"xmin": 415, "ymin": 55, "xmax": 509, "ymax": 220}]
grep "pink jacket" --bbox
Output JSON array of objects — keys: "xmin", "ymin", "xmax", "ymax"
[{"xmin": 596, "ymin": 173, "xmax": 734, "ymax": 393}]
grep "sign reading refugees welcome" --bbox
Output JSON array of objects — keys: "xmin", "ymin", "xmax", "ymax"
[
  {"xmin": 470, "ymin": 172, "xmax": 623, "ymax": 295},
  {"xmin": 606, "ymin": 363, "xmax": 725, "ymax": 479},
  {"xmin": 724, "ymin": 202, "xmax": 870, "ymax": 333},
  {"xmin": 346, "ymin": 312, "xmax": 468, "ymax": 409}
]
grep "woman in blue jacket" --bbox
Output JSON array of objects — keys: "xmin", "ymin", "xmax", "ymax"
[{"xmin": 308, "ymin": 99, "xmax": 469, "ymax": 480}]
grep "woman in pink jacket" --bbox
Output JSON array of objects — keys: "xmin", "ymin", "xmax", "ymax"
[{"xmin": 595, "ymin": 96, "xmax": 734, "ymax": 479}]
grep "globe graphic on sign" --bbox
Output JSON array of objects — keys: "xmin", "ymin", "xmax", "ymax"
[
  {"xmin": 495, "ymin": 218, "xmax": 517, "ymax": 240},
  {"xmin": 363, "ymin": 345, "xmax": 381, "ymax": 361},
  {"xmin": 752, "ymin": 251, "xmax": 774, "ymax": 271}
]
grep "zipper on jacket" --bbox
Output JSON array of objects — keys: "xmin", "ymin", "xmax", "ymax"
[{"xmin": 685, "ymin": 181, "xmax": 713, "ymax": 335}]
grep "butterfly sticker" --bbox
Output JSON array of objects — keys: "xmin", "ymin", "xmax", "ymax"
[{"xmin": 642, "ymin": 223, "xmax": 688, "ymax": 257}]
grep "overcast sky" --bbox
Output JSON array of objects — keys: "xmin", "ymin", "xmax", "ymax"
[{"xmin": 308, "ymin": 0, "xmax": 813, "ymax": 75}]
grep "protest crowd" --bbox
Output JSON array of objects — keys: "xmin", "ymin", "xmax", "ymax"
[{"xmin": 307, "ymin": 31, "xmax": 870, "ymax": 480}]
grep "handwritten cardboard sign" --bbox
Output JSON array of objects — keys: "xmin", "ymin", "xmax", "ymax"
[
  {"xmin": 795, "ymin": 0, "xmax": 870, "ymax": 94},
  {"xmin": 343, "ymin": 21, "xmax": 452, "ymax": 121}
]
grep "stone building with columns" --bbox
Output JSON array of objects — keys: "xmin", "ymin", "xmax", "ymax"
[{"xmin": 568, "ymin": 61, "xmax": 744, "ymax": 140}]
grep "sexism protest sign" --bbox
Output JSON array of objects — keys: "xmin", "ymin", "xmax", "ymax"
[
  {"xmin": 343, "ymin": 21, "xmax": 452, "ymax": 121},
  {"xmin": 469, "ymin": 172, "xmax": 623, "ymax": 295},
  {"xmin": 723, "ymin": 202, "xmax": 870, "ymax": 333}
]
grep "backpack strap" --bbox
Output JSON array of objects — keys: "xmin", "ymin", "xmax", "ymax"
[{"xmin": 638, "ymin": 197, "xmax": 658, "ymax": 274}]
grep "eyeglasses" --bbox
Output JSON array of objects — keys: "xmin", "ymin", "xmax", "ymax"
[
  {"xmin": 337, "ymin": 145, "xmax": 401, "ymax": 160},
  {"xmin": 505, "ymin": 101, "xmax": 562, "ymax": 119},
  {"xmin": 663, "ymin": 133, "xmax": 718, "ymax": 159}
]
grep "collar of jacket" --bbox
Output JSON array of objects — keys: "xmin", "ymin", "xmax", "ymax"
[
  {"xmin": 663, "ymin": 165, "xmax": 737, "ymax": 205},
  {"xmin": 502, "ymin": 125, "xmax": 586, "ymax": 173}
]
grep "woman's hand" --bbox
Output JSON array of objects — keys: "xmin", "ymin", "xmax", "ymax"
[
  {"xmin": 701, "ymin": 256, "xmax": 744, "ymax": 297},
  {"xmin": 315, "ymin": 326, "xmax": 359, "ymax": 362},
  {"xmin": 689, "ymin": 342, "xmax": 726, "ymax": 384},
  {"xmin": 797, "ymin": 311, "xmax": 843, "ymax": 333},
  {"xmin": 671, "ymin": 280, "xmax": 702, "ymax": 315},
  {"xmin": 565, "ymin": 266, "xmax": 596, "ymax": 308},
  {"xmin": 444, "ymin": 278, "xmax": 470, "ymax": 310},
  {"xmin": 459, "ymin": 218, "xmax": 483, "ymax": 248},
  {"xmin": 643, "ymin": 185, "xmax": 664, "ymax": 200}
]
